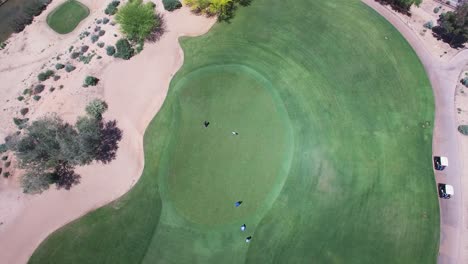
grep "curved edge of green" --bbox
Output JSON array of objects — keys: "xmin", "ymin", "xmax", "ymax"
[{"xmin": 46, "ymin": 0, "xmax": 90, "ymax": 34}]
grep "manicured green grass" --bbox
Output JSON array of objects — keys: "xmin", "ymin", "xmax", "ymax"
[
  {"xmin": 29, "ymin": 0, "xmax": 439, "ymax": 263},
  {"xmin": 46, "ymin": 0, "xmax": 89, "ymax": 34}
]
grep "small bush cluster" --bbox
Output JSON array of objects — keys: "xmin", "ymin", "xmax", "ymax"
[
  {"xmin": 163, "ymin": 0, "xmax": 182, "ymax": 11},
  {"xmin": 71, "ymin": 52, "xmax": 80, "ymax": 59},
  {"xmin": 114, "ymin": 39, "xmax": 134, "ymax": 60},
  {"xmin": 94, "ymin": 26, "xmax": 101, "ymax": 32},
  {"xmin": 20, "ymin": 108, "xmax": 29, "ymax": 116},
  {"xmin": 84, "ymin": 76, "xmax": 99, "ymax": 87},
  {"xmin": 33, "ymin": 95, "xmax": 41, "ymax": 101},
  {"xmin": 55, "ymin": 63, "xmax": 65, "ymax": 70},
  {"xmin": 65, "ymin": 64, "xmax": 76, "ymax": 72},
  {"xmin": 103, "ymin": 17, "xmax": 110, "ymax": 24},
  {"xmin": 97, "ymin": 42, "xmax": 105, "ymax": 48},
  {"xmin": 91, "ymin": 35, "xmax": 99, "ymax": 43},
  {"xmin": 106, "ymin": 45, "xmax": 116, "ymax": 56},
  {"xmin": 34, "ymin": 84, "xmax": 45, "ymax": 94},
  {"xmin": 37, "ymin": 70, "xmax": 54, "ymax": 81},
  {"xmin": 105, "ymin": 1, "xmax": 120, "ymax": 15},
  {"xmin": 81, "ymin": 45, "xmax": 89, "ymax": 53},
  {"xmin": 99, "ymin": 30, "xmax": 106, "ymax": 36},
  {"xmin": 13, "ymin": 117, "xmax": 29, "ymax": 128}
]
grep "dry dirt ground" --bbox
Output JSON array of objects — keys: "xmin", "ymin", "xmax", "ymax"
[{"xmin": 0, "ymin": 0, "xmax": 215, "ymax": 263}]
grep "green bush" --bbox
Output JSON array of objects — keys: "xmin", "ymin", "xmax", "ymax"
[
  {"xmin": 5, "ymin": 161, "xmax": 11, "ymax": 168},
  {"xmin": 37, "ymin": 70, "xmax": 54, "ymax": 81},
  {"xmin": 1, "ymin": 155, "xmax": 7, "ymax": 161},
  {"xmin": 34, "ymin": 84, "xmax": 45, "ymax": 94},
  {"xmin": 114, "ymin": 39, "xmax": 134, "ymax": 60},
  {"xmin": 13, "ymin": 117, "xmax": 29, "ymax": 127},
  {"xmin": 106, "ymin": 45, "xmax": 116, "ymax": 56},
  {"xmin": 91, "ymin": 34, "xmax": 99, "ymax": 43},
  {"xmin": 81, "ymin": 45, "xmax": 89, "ymax": 53},
  {"xmin": 17, "ymin": 96, "xmax": 24, "ymax": 101},
  {"xmin": 71, "ymin": 52, "xmax": 80, "ymax": 59},
  {"xmin": 65, "ymin": 64, "xmax": 76, "ymax": 72},
  {"xmin": 434, "ymin": 6, "xmax": 441, "ymax": 13},
  {"xmin": 97, "ymin": 41, "xmax": 105, "ymax": 48},
  {"xmin": 53, "ymin": 75, "xmax": 61, "ymax": 81},
  {"xmin": 96, "ymin": 19, "xmax": 103, "ymax": 24},
  {"xmin": 20, "ymin": 108, "xmax": 29, "ymax": 116},
  {"xmin": 116, "ymin": 0, "xmax": 161, "ymax": 41},
  {"xmin": 85, "ymin": 99, "xmax": 108, "ymax": 119},
  {"xmin": 423, "ymin": 21, "xmax": 434, "ymax": 29},
  {"xmin": 84, "ymin": 76, "xmax": 99, "ymax": 87},
  {"xmin": 105, "ymin": 1, "xmax": 120, "ymax": 15},
  {"xmin": 23, "ymin": 88, "xmax": 32, "ymax": 95},
  {"xmin": 49, "ymin": 87, "xmax": 55, "ymax": 92},
  {"xmin": 55, "ymin": 63, "xmax": 65, "ymax": 70},
  {"xmin": 163, "ymin": 0, "xmax": 182, "ymax": 11},
  {"xmin": 3, "ymin": 172, "xmax": 10, "ymax": 178},
  {"xmin": 33, "ymin": 95, "xmax": 41, "ymax": 101},
  {"xmin": 103, "ymin": 17, "xmax": 110, "ymax": 24},
  {"xmin": 0, "ymin": 144, "xmax": 7, "ymax": 153},
  {"xmin": 99, "ymin": 30, "xmax": 106, "ymax": 36},
  {"xmin": 462, "ymin": 77, "xmax": 468, "ymax": 87},
  {"xmin": 459, "ymin": 125, "xmax": 468, "ymax": 135}
]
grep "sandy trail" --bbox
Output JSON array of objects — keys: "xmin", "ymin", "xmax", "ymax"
[
  {"xmin": 363, "ymin": 1, "xmax": 468, "ymax": 263},
  {"xmin": 0, "ymin": 1, "xmax": 215, "ymax": 263}
]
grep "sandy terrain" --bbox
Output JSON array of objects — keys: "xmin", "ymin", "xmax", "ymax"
[
  {"xmin": 363, "ymin": 1, "xmax": 468, "ymax": 264},
  {"xmin": 0, "ymin": 0, "xmax": 215, "ymax": 263}
]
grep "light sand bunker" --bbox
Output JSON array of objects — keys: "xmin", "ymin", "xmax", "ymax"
[{"xmin": 0, "ymin": 1, "xmax": 215, "ymax": 263}]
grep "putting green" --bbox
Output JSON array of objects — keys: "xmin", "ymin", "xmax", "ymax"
[
  {"xmin": 29, "ymin": 0, "xmax": 439, "ymax": 263},
  {"xmin": 165, "ymin": 65, "xmax": 292, "ymax": 225},
  {"xmin": 46, "ymin": 0, "xmax": 89, "ymax": 34}
]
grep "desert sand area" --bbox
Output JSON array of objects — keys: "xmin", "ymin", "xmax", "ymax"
[
  {"xmin": 0, "ymin": 0, "xmax": 215, "ymax": 263},
  {"xmin": 363, "ymin": 1, "xmax": 468, "ymax": 263}
]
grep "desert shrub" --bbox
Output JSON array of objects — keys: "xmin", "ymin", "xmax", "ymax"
[
  {"xmin": 53, "ymin": 75, "xmax": 61, "ymax": 81},
  {"xmin": 71, "ymin": 52, "xmax": 80, "ymax": 59},
  {"xmin": 5, "ymin": 161, "xmax": 11, "ymax": 168},
  {"xmin": 33, "ymin": 95, "xmax": 41, "ymax": 101},
  {"xmin": 81, "ymin": 45, "xmax": 89, "ymax": 53},
  {"xmin": 97, "ymin": 55, "xmax": 102, "ymax": 59},
  {"xmin": 94, "ymin": 26, "xmax": 101, "ymax": 32},
  {"xmin": 116, "ymin": 0, "xmax": 161, "ymax": 41},
  {"xmin": 4, "ymin": 172, "xmax": 10, "ymax": 178},
  {"xmin": 458, "ymin": 125, "xmax": 468, "ymax": 135},
  {"xmin": 97, "ymin": 42, "xmax": 105, "ymax": 48},
  {"xmin": 59, "ymin": 85, "xmax": 64, "ymax": 89},
  {"xmin": 17, "ymin": 96, "xmax": 24, "ymax": 101},
  {"xmin": 20, "ymin": 108, "xmax": 29, "ymax": 116},
  {"xmin": 65, "ymin": 64, "xmax": 76, "ymax": 72},
  {"xmin": 99, "ymin": 30, "xmax": 106, "ymax": 36},
  {"xmin": 84, "ymin": 76, "xmax": 99, "ymax": 87},
  {"xmin": 0, "ymin": 144, "xmax": 6, "ymax": 153},
  {"xmin": 68, "ymin": 45, "xmax": 74, "ymax": 52},
  {"xmin": 114, "ymin": 39, "xmax": 134, "ymax": 60},
  {"xmin": 37, "ymin": 70, "xmax": 54, "ymax": 81},
  {"xmin": 462, "ymin": 77, "xmax": 468, "ymax": 87},
  {"xmin": 86, "ymin": 99, "xmax": 108, "ymax": 119},
  {"xmin": 434, "ymin": 6, "xmax": 441, "ymax": 13},
  {"xmin": 55, "ymin": 63, "xmax": 65, "ymax": 70},
  {"xmin": 13, "ymin": 117, "xmax": 29, "ymax": 128},
  {"xmin": 1, "ymin": 156, "xmax": 7, "ymax": 161},
  {"xmin": 49, "ymin": 87, "xmax": 55, "ymax": 92},
  {"xmin": 106, "ymin": 45, "xmax": 116, "ymax": 56},
  {"xmin": 21, "ymin": 171, "xmax": 53, "ymax": 194},
  {"xmin": 91, "ymin": 34, "xmax": 99, "ymax": 43},
  {"xmin": 34, "ymin": 84, "xmax": 45, "ymax": 94},
  {"xmin": 23, "ymin": 88, "xmax": 32, "ymax": 95},
  {"xmin": 96, "ymin": 19, "xmax": 103, "ymax": 24},
  {"xmin": 163, "ymin": 0, "xmax": 182, "ymax": 11},
  {"xmin": 423, "ymin": 21, "xmax": 434, "ymax": 29},
  {"xmin": 103, "ymin": 17, "xmax": 110, "ymax": 24},
  {"xmin": 105, "ymin": 1, "xmax": 120, "ymax": 15}
]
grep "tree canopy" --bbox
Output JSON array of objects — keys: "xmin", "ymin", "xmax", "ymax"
[
  {"xmin": 115, "ymin": 0, "xmax": 160, "ymax": 42},
  {"xmin": 7, "ymin": 100, "xmax": 122, "ymax": 194},
  {"xmin": 377, "ymin": 0, "xmax": 422, "ymax": 13},
  {"xmin": 433, "ymin": 2, "xmax": 468, "ymax": 47}
]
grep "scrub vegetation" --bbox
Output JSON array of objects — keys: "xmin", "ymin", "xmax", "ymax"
[{"xmin": 29, "ymin": 0, "xmax": 438, "ymax": 263}]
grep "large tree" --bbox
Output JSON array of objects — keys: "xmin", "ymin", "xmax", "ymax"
[
  {"xmin": 377, "ymin": 0, "xmax": 422, "ymax": 13},
  {"xmin": 7, "ymin": 100, "xmax": 122, "ymax": 194},
  {"xmin": 433, "ymin": 2, "xmax": 468, "ymax": 47}
]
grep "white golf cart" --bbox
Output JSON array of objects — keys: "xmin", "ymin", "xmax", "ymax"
[
  {"xmin": 438, "ymin": 183, "xmax": 454, "ymax": 199},
  {"xmin": 434, "ymin": 156, "xmax": 448, "ymax": 171}
]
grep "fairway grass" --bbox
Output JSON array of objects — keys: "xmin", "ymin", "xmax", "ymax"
[
  {"xmin": 30, "ymin": 0, "xmax": 439, "ymax": 263},
  {"xmin": 46, "ymin": 0, "xmax": 89, "ymax": 34}
]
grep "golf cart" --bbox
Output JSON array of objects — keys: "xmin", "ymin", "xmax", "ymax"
[
  {"xmin": 434, "ymin": 156, "xmax": 448, "ymax": 171},
  {"xmin": 438, "ymin": 183, "xmax": 454, "ymax": 199}
]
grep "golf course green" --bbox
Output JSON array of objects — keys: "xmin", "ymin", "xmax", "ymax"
[
  {"xmin": 29, "ymin": 0, "xmax": 439, "ymax": 263},
  {"xmin": 46, "ymin": 0, "xmax": 89, "ymax": 34}
]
